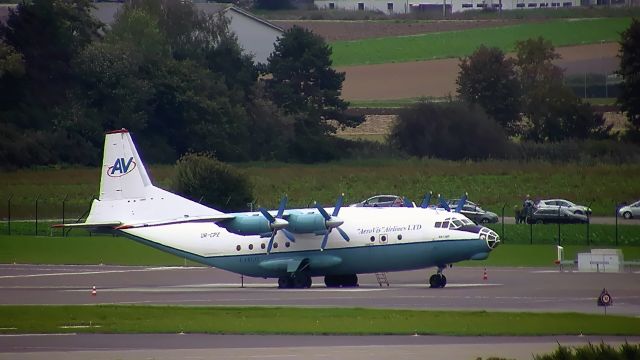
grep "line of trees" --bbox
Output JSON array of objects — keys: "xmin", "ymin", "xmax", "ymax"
[
  {"xmin": 391, "ymin": 20, "xmax": 640, "ymax": 161},
  {"xmin": 0, "ymin": 0, "xmax": 362, "ymax": 169}
]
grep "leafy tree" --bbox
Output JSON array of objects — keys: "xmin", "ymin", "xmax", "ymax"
[
  {"xmin": 172, "ymin": 153, "xmax": 254, "ymax": 212},
  {"xmin": 389, "ymin": 101, "xmax": 511, "ymax": 160},
  {"xmin": 267, "ymin": 26, "xmax": 362, "ymax": 134},
  {"xmin": 456, "ymin": 45, "xmax": 521, "ymax": 136},
  {"xmin": 515, "ymin": 37, "xmax": 609, "ymax": 142},
  {"xmin": 617, "ymin": 18, "xmax": 640, "ymax": 142},
  {"xmin": 0, "ymin": 41, "xmax": 24, "ymax": 78}
]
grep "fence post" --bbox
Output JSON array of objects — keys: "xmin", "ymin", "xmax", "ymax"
[
  {"xmin": 586, "ymin": 201, "xmax": 593, "ymax": 246},
  {"xmin": 615, "ymin": 203, "xmax": 619, "ymax": 246},
  {"xmin": 501, "ymin": 204, "xmax": 506, "ymax": 243},
  {"xmin": 35, "ymin": 195, "xmax": 40, "ymax": 236},
  {"xmin": 62, "ymin": 194, "xmax": 68, "ymax": 237},
  {"xmin": 529, "ymin": 222, "xmax": 533, "ymax": 245},
  {"xmin": 557, "ymin": 206, "xmax": 561, "ymax": 246},
  {"xmin": 7, "ymin": 195, "xmax": 12, "ymax": 236}
]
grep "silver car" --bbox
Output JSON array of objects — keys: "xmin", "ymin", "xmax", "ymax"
[
  {"xmin": 447, "ymin": 199, "xmax": 498, "ymax": 224},
  {"xmin": 349, "ymin": 195, "xmax": 404, "ymax": 207},
  {"xmin": 536, "ymin": 199, "xmax": 592, "ymax": 215},
  {"xmin": 619, "ymin": 200, "xmax": 640, "ymax": 219}
]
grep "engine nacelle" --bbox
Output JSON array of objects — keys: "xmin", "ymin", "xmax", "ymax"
[
  {"xmin": 287, "ymin": 213, "xmax": 327, "ymax": 234},
  {"xmin": 224, "ymin": 214, "xmax": 272, "ymax": 235}
]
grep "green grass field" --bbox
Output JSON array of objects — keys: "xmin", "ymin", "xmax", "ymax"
[
  {"xmin": 1, "ymin": 233, "xmax": 638, "ymax": 267},
  {"xmin": 0, "ymin": 305, "xmax": 638, "ymax": 335},
  {"xmin": 2, "ymin": 161, "xmax": 639, "ymax": 218},
  {"xmin": 330, "ymin": 18, "xmax": 631, "ymax": 66}
]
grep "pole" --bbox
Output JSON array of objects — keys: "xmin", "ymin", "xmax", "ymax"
[
  {"xmin": 615, "ymin": 203, "xmax": 619, "ymax": 246},
  {"xmin": 557, "ymin": 206, "xmax": 561, "ymax": 246},
  {"xmin": 501, "ymin": 204, "xmax": 506, "ymax": 243},
  {"xmin": 35, "ymin": 196, "xmax": 40, "ymax": 236},
  {"xmin": 584, "ymin": 72, "xmax": 587, "ymax": 99},
  {"xmin": 530, "ymin": 222, "xmax": 533, "ymax": 245},
  {"xmin": 586, "ymin": 201, "xmax": 593, "ymax": 246},
  {"xmin": 7, "ymin": 195, "xmax": 12, "ymax": 236},
  {"xmin": 62, "ymin": 195, "xmax": 68, "ymax": 237}
]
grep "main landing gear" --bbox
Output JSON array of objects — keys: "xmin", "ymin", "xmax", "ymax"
[
  {"xmin": 278, "ymin": 273, "xmax": 312, "ymax": 289},
  {"xmin": 429, "ymin": 267, "xmax": 447, "ymax": 288},
  {"xmin": 324, "ymin": 274, "xmax": 358, "ymax": 288}
]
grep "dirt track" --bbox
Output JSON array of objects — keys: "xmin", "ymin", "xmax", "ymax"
[{"xmin": 338, "ymin": 42, "xmax": 619, "ymax": 100}]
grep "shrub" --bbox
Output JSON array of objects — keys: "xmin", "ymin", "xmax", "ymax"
[
  {"xmin": 389, "ymin": 101, "xmax": 512, "ymax": 160},
  {"xmin": 171, "ymin": 153, "xmax": 253, "ymax": 212}
]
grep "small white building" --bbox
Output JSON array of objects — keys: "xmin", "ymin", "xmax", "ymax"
[
  {"xmin": 314, "ymin": 0, "xmax": 580, "ymax": 13},
  {"xmin": 92, "ymin": 3, "xmax": 283, "ymax": 64}
]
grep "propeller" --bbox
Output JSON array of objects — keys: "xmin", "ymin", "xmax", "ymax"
[
  {"xmin": 438, "ymin": 194, "xmax": 451, "ymax": 212},
  {"xmin": 259, "ymin": 196, "xmax": 295, "ymax": 254},
  {"xmin": 402, "ymin": 197, "xmax": 414, "ymax": 207},
  {"xmin": 420, "ymin": 191, "xmax": 433, "ymax": 209},
  {"xmin": 315, "ymin": 194, "xmax": 350, "ymax": 251},
  {"xmin": 454, "ymin": 193, "xmax": 468, "ymax": 213}
]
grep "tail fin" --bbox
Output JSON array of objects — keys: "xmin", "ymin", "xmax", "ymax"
[
  {"xmin": 84, "ymin": 129, "xmax": 223, "ymax": 225},
  {"xmin": 100, "ymin": 129, "xmax": 152, "ymax": 200}
]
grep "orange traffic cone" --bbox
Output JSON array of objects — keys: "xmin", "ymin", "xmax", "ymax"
[
  {"xmin": 91, "ymin": 286, "xmax": 97, "ymax": 296},
  {"xmin": 483, "ymin": 268, "xmax": 488, "ymax": 281}
]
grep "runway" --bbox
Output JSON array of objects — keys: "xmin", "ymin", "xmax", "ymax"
[
  {"xmin": 1, "ymin": 264, "xmax": 639, "ymax": 359},
  {"xmin": 1, "ymin": 264, "xmax": 639, "ymax": 315}
]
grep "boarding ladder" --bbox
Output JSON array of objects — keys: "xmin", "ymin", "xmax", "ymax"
[{"xmin": 375, "ymin": 272, "xmax": 389, "ymax": 287}]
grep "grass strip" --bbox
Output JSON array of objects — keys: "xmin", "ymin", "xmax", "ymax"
[
  {"xmin": 0, "ymin": 305, "xmax": 638, "ymax": 335},
  {"xmin": 331, "ymin": 18, "xmax": 631, "ymax": 66},
  {"xmin": 1, "ymin": 234, "xmax": 639, "ymax": 267}
]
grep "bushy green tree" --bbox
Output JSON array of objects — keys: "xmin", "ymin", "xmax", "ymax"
[
  {"xmin": 515, "ymin": 37, "xmax": 609, "ymax": 142},
  {"xmin": 172, "ymin": 153, "xmax": 254, "ymax": 212},
  {"xmin": 389, "ymin": 101, "xmax": 511, "ymax": 160},
  {"xmin": 456, "ymin": 45, "xmax": 521, "ymax": 136},
  {"xmin": 617, "ymin": 18, "xmax": 640, "ymax": 143}
]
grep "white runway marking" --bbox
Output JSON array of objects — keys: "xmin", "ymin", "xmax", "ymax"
[
  {"xmin": 0, "ymin": 333, "xmax": 77, "ymax": 337},
  {"xmin": 0, "ymin": 267, "xmax": 197, "ymax": 279}
]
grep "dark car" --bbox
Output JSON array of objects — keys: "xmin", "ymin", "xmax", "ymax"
[
  {"xmin": 447, "ymin": 199, "xmax": 498, "ymax": 224},
  {"xmin": 349, "ymin": 195, "xmax": 405, "ymax": 207},
  {"xmin": 526, "ymin": 208, "xmax": 589, "ymax": 224}
]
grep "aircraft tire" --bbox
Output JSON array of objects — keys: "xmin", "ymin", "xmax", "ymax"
[
  {"xmin": 429, "ymin": 274, "xmax": 446, "ymax": 288},
  {"xmin": 293, "ymin": 273, "xmax": 312, "ymax": 289},
  {"xmin": 324, "ymin": 275, "xmax": 340, "ymax": 288},
  {"xmin": 278, "ymin": 276, "xmax": 293, "ymax": 289},
  {"xmin": 343, "ymin": 274, "xmax": 359, "ymax": 287}
]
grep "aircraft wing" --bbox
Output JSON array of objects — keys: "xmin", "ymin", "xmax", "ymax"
[
  {"xmin": 51, "ymin": 221, "xmax": 123, "ymax": 229},
  {"xmin": 115, "ymin": 214, "xmax": 236, "ymax": 229}
]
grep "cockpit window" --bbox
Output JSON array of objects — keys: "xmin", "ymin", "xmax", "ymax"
[
  {"xmin": 451, "ymin": 219, "xmax": 463, "ymax": 228},
  {"xmin": 461, "ymin": 219, "xmax": 472, "ymax": 225},
  {"xmin": 435, "ymin": 221, "xmax": 442, "ymax": 228},
  {"xmin": 441, "ymin": 221, "xmax": 449, "ymax": 228}
]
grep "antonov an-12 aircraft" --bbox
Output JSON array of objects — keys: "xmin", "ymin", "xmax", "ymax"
[{"xmin": 55, "ymin": 130, "xmax": 500, "ymax": 289}]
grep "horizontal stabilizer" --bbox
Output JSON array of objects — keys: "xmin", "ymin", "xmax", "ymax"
[
  {"xmin": 115, "ymin": 214, "xmax": 235, "ymax": 230},
  {"xmin": 51, "ymin": 221, "xmax": 122, "ymax": 229}
]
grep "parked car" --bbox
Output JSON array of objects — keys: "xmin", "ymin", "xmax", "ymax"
[
  {"xmin": 618, "ymin": 200, "xmax": 640, "ymax": 219},
  {"xmin": 526, "ymin": 208, "xmax": 589, "ymax": 224},
  {"xmin": 446, "ymin": 199, "xmax": 498, "ymax": 224},
  {"xmin": 350, "ymin": 195, "xmax": 404, "ymax": 207},
  {"xmin": 536, "ymin": 199, "xmax": 592, "ymax": 215}
]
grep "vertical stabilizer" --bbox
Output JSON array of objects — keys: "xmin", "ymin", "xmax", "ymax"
[{"xmin": 100, "ymin": 129, "xmax": 151, "ymax": 200}]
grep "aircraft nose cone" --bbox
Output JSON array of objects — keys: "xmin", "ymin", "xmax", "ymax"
[{"xmin": 479, "ymin": 227, "xmax": 500, "ymax": 250}]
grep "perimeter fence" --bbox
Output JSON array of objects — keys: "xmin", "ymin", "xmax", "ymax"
[{"xmin": 1, "ymin": 195, "xmax": 638, "ymax": 247}]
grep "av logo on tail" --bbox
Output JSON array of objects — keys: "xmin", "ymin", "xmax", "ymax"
[{"xmin": 107, "ymin": 157, "xmax": 136, "ymax": 177}]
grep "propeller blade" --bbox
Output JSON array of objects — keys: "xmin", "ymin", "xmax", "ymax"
[
  {"xmin": 266, "ymin": 231, "xmax": 276, "ymax": 254},
  {"xmin": 438, "ymin": 194, "xmax": 451, "ymax": 212},
  {"xmin": 421, "ymin": 192, "xmax": 432, "ymax": 208},
  {"xmin": 276, "ymin": 196, "xmax": 287, "ymax": 218},
  {"xmin": 455, "ymin": 193, "xmax": 468, "ymax": 213},
  {"xmin": 282, "ymin": 229, "xmax": 296, "ymax": 242},
  {"xmin": 315, "ymin": 202, "xmax": 331, "ymax": 220},
  {"xmin": 332, "ymin": 194, "xmax": 344, "ymax": 217},
  {"xmin": 402, "ymin": 197, "xmax": 413, "ymax": 207},
  {"xmin": 320, "ymin": 231, "xmax": 330, "ymax": 251},
  {"xmin": 259, "ymin": 208, "xmax": 275, "ymax": 223},
  {"xmin": 337, "ymin": 227, "xmax": 350, "ymax": 241}
]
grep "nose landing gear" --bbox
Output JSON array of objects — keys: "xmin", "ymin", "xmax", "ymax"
[{"xmin": 428, "ymin": 267, "xmax": 447, "ymax": 288}]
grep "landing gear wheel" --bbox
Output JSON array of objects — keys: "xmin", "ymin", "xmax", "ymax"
[
  {"xmin": 293, "ymin": 273, "xmax": 312, "ymax": 289},
  {"xmin": 429, "ymin": 274, "xmax": 447, "ymax": 288},
  {"xmin": 324, "ymin": 274, "xmax": 359, "ymax": 288},
  {"xmin": 278, "ymin": 276, "xmax": 293, "ymax": 289}
]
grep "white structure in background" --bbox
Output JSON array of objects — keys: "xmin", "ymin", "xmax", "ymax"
[
  {"xmin": 315, "ymin": 0, "xmax": 580, "ymax": 14},
  {"xmin": 92, "ymin": 3, "xmax": 282, "ymax": 64},
  {"xmin": 577, "ymin": 249, "xmax": 624, "ymax": 273}
]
